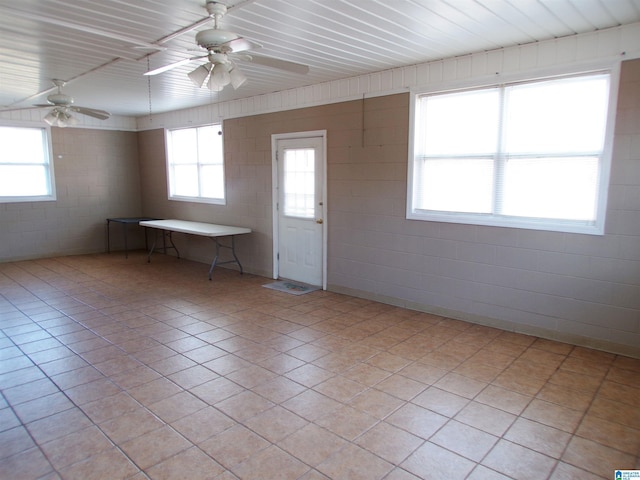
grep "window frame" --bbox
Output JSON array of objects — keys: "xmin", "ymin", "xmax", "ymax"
[
  {"xmin": 165, "ymin": 123, "xmax": 226, "ymax": 205},
  {"xmin": 406, "ymin": 65, "xmax": 619, "ymax": 235},
  {"xmin": 0, "ymin": 122, "xmax": 56, "ymax": 203}
]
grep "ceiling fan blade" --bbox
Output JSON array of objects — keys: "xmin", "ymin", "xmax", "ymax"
[
  {"xmin": 0, "ymin": 106, "xmax": 44, "ymax": 113},
  {"xmin": 224, "ymin": 37, "xmax": 262, "ymax": 53},
  {"xmin": 247, "ymin": 55, "xmax": 309, "ymax": 74},
  {"xmin": 144, "ymin": 56, "xmax": 206, "ymax": 76},
  {"xmin": 70, "ymin": 107, "xmax": 111, "ymax": 120}
]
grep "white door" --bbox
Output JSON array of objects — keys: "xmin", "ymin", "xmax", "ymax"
[{"xmin": 273, "ymin": 132, "xmax": 326, "ymax": 287}]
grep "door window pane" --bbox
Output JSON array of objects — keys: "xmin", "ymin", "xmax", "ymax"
[{"xmin": 283, "ymin": 148, "xmax": 315, "ymax": 218}]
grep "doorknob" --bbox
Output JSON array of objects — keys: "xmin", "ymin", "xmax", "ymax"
[{"xmin": 316, "ymin": 219, "xmax": 323, "ymax": 224}]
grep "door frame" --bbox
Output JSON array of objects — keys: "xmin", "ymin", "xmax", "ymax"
[{"xmin": 271, "ymin": 130, "xmax": 327, "ymax": 289}]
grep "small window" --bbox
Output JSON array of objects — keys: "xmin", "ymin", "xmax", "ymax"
[
  {"xmin": 0, "ymin": 125, "xmax": 55, "ymax": 203},
  {"xmin": 408, "ymin": 72, "xmax": 613, "ymax": 234},
  {"xmin": 166, "ymin": 124, "xmax": 225, "ymax": 204}
]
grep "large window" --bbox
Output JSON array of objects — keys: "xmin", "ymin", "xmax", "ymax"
[
  {"xmin": 166, "ymin": 124, "xmax": 225, "ymax": 204},
  {"xmin": 0, "ymin": 125, "xmax": 55, "ymax": 203},
  {"xmin": 408, "ymin": 71, "xmax": 613, "ymax": 234}
]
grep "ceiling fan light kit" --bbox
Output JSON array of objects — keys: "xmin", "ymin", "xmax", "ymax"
[{"xmin": 44, "ymin": 108, "xmax": 78, "ymax": 128}]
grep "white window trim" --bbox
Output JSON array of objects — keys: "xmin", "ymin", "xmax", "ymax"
[
  {"xmin": 406, "ymin": 63, "xmax": 620, "ymax": 235},
  {"xmin": 0, "ymin": 121, "xmax": 56, "ymax": 203},
  {"xmin": 164, "ymin": 123, "xmax": 226, "ymax": 205}
]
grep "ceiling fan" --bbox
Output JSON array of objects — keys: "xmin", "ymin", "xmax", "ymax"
[
  {"xmin": 144, "ymin": 0, "xmax": 309, "ymax": 92},
  {"xmin": 1, "ymin": 80, "xmax": 111, "ymax": 127}
]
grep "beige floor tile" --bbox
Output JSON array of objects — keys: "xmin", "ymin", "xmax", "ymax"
[
  {"xmin": 401, "ymin": 441, "xmax": 476, "ymax": 479},
  {"xmin": 548, "ymin": 461, "xmax": 604, "ymax": 480},
  {"xmin": 374, "ymin": 374, "xmax": 426, "ymax": 401},
  {"xmin": 348, "ymin": 388, "xmax": 405, "ymax": 419},
  {"xmin": 259, "ymin": 353, "xmax": 306, "ymax": 375},
  {"xmin": 385, "ymin": 403, "xmax": 448, "ymax": 439},
  {"xmin": 25, "ymin": 408, "xmax": 93, "ymax": 445},
  {"xmin": 504, "ymin": 417, "xmax": 571, "ymax": 458},
  {"xmin": 535, "ymin": 382, "xmax": 594, "ymax": 412},
  {"xmin": 170, "ymin": 406, "xmax": 236, "ymax": 444},
  {"xmin": 244, "ymin": 405, "xmax": 309, "ymax": 442},
  {"xmin": 412, "ymin": 386, "xmax": 469, "ymax": 417},
  {"xmin": 475, "ymin": 384, "xmax": 532, "ymax": 415},
  {"xmin": 313, "ymin": 375, "xmax": 368, "ymax": 402},
  {"xmin": 215, "ymin": 390, "xmax": 275, "ymax": 422},
  {"xmin": 64, "ymin": 377, "xmax": 122, "ymax": 405},
  {"xmin": 562, "ymin": 436, "xmax": 636, "ymax": 478},
  {"xmin": 482, "ymin": 439, "xmax": 557, "ymax": 480},
  {"xmin": 318, "ymin": 443, "xmax": 393, "ymax": 480},
  {"xmin": 466, "ymin": 465, "xmax": 511, "ymax": 479},
  {"xmin": 576, "ymin": 414, "xmax": 640, "ymax": 455},
  {"xmin": 455, "ymin": 401, "xmax": 516, "ymax": 436},
  {"xmin": 145, "ymin": 446, "xmax": 225, "ymax": 480},
  {"xmin": 128, "ymin": 377, "xmax": 183, "ymax": 406},
  {"xmin": 99, "ymin": 407, "xmax": 165, "ymax": 444},
  {"xmin": 12, "ymin": 392, "xmax": 75, "ymax": 424},
  {"xmin": 0, "ymin": 447, "xmax": 54, "ymax": 480},
  {"xmin": 278, "ymin": 423, "xmax": 348, "ymax": 466},
  {"xmin": 522, "ymin": 399, "xmax": 584, "ymax": 433},
  {"xmin": 57, "ymin": 446, "xmax": 139, "ymax": 480},
  {"xmin": 0, "ymin": 426, "xmax": 37, "ymax": 460},
  {"xmin": 433, "ymin": 372, "xmax": 488, "ymax": 399},
  {"xmin": 148, "ymin": 390, "xmax": 208, "ymax": 423},
  {"xmin": 431, "ymin": 420, "xmax": 499, "ymax": 462},
  {"xmin": 355, "ymin": 421, "xmax": 424, "ymax": 464},
  {"xmin": 232, "ymin": 445, "xmax": 310, "ymax": 480},
  {"xmin": 167, "ymin": 364, "xmax": 219, "ymax": 389},
  {"xmin": 190, "ymin": 376, "xmax": 245, "ymax": 405},
  {"xmin": 282, "ymin": 390, "xmax": 342, "ymax": 421},
  {"xmin": 285, "ymin": 363, "xmax": 335, "ymax": 388},
  {"xmin": 251, "ymin": 375, "xmax": 307, "ymax": 403},
  {"xmin": 119, "ymin": 424, "xmax": 191, "ymax": 470},
  {"xmin": 588, "ymin": 395, "xmax": 640, "ymax": 430},
  {"xmin": 315, "ymin": 405, "xmax": 378, "ymax": 441},
  {"xmin": 39, "ymin": 425, "xmax": 113, "ymax": 469},
  {"xmin": 200, "ymin": 424, "xmax": 270, "ymax": 469}
]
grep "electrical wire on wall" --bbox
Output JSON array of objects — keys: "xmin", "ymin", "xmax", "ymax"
[
  {"xmin": 361, "ymin": 93, "xmax": 365, "ymax": 148},
  {"xmin": 147, "ymin": 57, "xmax": 153, "ymax": 122}
]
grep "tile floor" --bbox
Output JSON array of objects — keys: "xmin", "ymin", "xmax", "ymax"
[{"xmin": 0, "ymin": 252, "xmax": 639, "ymax": 480}]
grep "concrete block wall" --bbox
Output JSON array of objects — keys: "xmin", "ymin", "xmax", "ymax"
[{"xmin": 0, "ymin": 128, "xmax": 142, "ymax": 261}]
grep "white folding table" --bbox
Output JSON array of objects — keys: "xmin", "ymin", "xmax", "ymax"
[{"xmin": 139, "ymin": 219, "xmax": 251, "ymax": 280}]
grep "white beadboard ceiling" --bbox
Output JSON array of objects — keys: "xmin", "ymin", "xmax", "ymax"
[{"xmin": 1, "ymin": 0, "xmax": 639, "ymax": 118}]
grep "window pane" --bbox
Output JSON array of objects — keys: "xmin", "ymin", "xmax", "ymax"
[
  {"xmin": 0, "ymin": 165, "xmax": 49, "ymax": 196},
  {"xmin": 170, "ymin": 128, "xmax": 198, "ymax": 164},
  {"xmin": 0, "ymin": 127, "xmax": 47, "ymax": 165},
  {"xmin": 416, "ymin": 158, "xmax": 494, "ymax": 213},
  {"xmin": 504, "ymin": 75, "xmax": 609, "ymax": 154},
  {"xmin": 172, "ymin": 165, "xmax": 199, "ymax": 196},
  {"xmin": 501, "ymin": 156, "xmax": 599, "ymax": 221},
  {"xmin": 197, "ymin": 126, "xmax": 223, "ymax": 165},
  {"xmin": 200, "ymin": 165, "xmax": 224, "ymax": 198},
  {"xmin": 283, "ymin": 148, "xmax": 315, "ymax": 218},
  {"xmin": 420, "ymin": 89, "xmax": 500, "ymax": 156}
]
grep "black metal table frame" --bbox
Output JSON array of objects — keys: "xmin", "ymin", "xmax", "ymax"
[{"xmin": 106, "ymin": 217, "xmax": 159, "ymax": 258}]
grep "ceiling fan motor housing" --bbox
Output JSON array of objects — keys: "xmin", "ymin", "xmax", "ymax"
[
  {"xmin": 196, "ymin": 28, "xmax": 239, "ymax": 49},
  {"xmin": 47, "ymin": 92, "xmax": 73, "ymax": 106}
]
